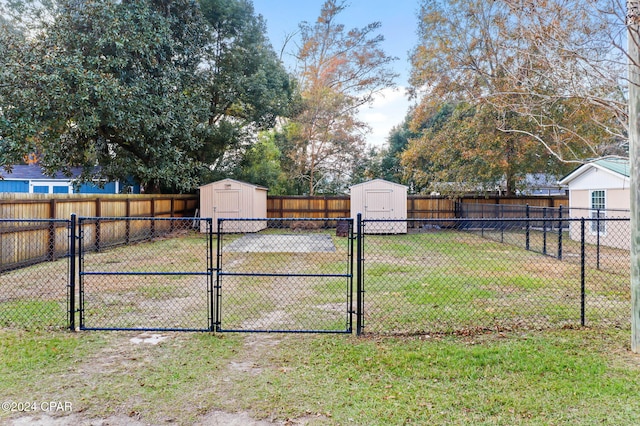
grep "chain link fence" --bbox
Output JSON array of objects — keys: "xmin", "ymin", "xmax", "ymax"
[
  {"xmin": 360, "ymin": 218, "xmax": 629, "ymax": 335},
  {"xmin": 0, "ymin": 219, "xmax": 71, "ymax": 329},
  {"xmin": 216, "ymin": 218, "xmax": 354, "ymax": 333},
  {"xmin": 78, "ymin": 217, "xmax": 213, "ymax": 331},
  {"xmin": 0, "ymin": 214, "xmax": 632, "ymax": 336}
]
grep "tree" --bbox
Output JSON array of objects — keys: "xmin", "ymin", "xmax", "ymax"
[
  {"xmin": 284, "ymin": 0, "xmax": 397, "ymax": 195},
  {"xmin": 1, "ymin": 0, "xmax": 293, "ymax": 192},
  {"xmin": 409, "ymin": 0, "xmax": 626, "ymax": 190},
  {"xmin": 401, "ymin": 102, "xmax": 572, "ymax": 195},
  {"xmin": 196, "ymin": 0, "xmax": 293, "ymax": 180},
  {"xmin": 378, "ymin": 115, "xmax": 421, "ymax": 186},
  {"xmin": 1, "ymin": 0, "xmax": 210, "ymax": 192},
  {"xmin": 235, "ymin": 131, "xmax": 290, "ymax": 195}
]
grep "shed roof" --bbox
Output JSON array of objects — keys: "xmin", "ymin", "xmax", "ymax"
[
  {"xmin": 349, "ymin": 178, "xmax": 408, "ymax": 190},
  {"xmin": 199, "ymin": 178, "xmax": 268, "ymax": 191},
  {"xmin": 558, "ymin": 157, "xmax": 629, "ymax": 185}
]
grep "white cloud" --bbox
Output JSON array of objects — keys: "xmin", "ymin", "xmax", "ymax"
[{"xmin": 359, "ymin": 87, "xmax": 412, "ymax": 148}]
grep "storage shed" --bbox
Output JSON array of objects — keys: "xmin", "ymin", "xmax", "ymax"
[
  {"xmin": 199, "ymin": 179, "xmax": 268, "ymax": 233},
  {"xmin": 558, "ymin": 157, "xmax": 630, "ymax": 250},
  {"xmin": 350, "ymin": 179, "xmax": 408, "ymax": 234}
]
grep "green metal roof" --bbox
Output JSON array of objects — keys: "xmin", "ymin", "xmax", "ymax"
[{"xmin": 592, "ymin": 157, "xmax": 629, "ymax": 178}]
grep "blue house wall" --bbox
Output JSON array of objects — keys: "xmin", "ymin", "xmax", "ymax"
[
  {"xmin": 0, "ymin": 180, "xmax": 29, "ymax": 193},
  {"xmin": 1, "ymin": 165, "xmax": 140, "ymax": 194}
]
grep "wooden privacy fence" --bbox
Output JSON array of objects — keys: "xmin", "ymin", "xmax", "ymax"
[
  {"xmin": 266, "ymin": 195, "xmax": 568, "ymax": 219},
  {"xmin": 1, "ymin": 193, "xmax": 567, "ymax": 271},
  {"xmin": 0, "ymin": 193, "xmax": 198, "ymax": 220},
  {"xmin": 0, "ymin": 194, "xmax": 198, "ymax": 271}
]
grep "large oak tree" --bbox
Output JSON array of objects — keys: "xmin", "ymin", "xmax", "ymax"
[{"xmin": 0, "ymin": 0, "xmax": 293, "ymax": 192}]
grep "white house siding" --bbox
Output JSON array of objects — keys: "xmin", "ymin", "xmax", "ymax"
[{"xmin": 563, "ymin": 165, "xmax": 630, "ymax": 250}]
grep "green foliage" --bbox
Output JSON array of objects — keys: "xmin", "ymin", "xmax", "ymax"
[
  {"xmin": 196, "ymin": 0, "xmax": 293, "ymax": 179},
  {"xmin": 0, "ymin": 0, "xmax": 293, "ymax": 192},
  {"xmin": 1, "ymin": 0, "xmax": 210, "ymax": 191}
]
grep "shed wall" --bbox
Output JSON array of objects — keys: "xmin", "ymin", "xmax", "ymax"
[
  {"xmin": 199, "ymin": 179, "xmax": 267, "ymax": 233},
  {"xmin": 350, "ymin": 180, "xmax": 407, "ymax": 234}
]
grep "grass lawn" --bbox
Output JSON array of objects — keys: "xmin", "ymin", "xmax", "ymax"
[
  {"xmin": 1, "ymin": 227, "xmax": 637, "ymax": 424},
  {"xmin": 0, "ymin": 327, "xmax": 639, "ymax": 425}
]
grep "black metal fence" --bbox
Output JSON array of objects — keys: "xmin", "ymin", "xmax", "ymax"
[
  {"xmin": 215, "ymin": 218, "xmax": 354, "ymax": 333},
  {"xmin": 0, "ymin": 218, "xmax": 71, "ymax": 329},
  {"xmin": 0, "ymin": 215, "xmax": 632, "ymax": 336},
  {"xmin": 359, "ymin": 218, "xmax": 629, "ymax": 335}
]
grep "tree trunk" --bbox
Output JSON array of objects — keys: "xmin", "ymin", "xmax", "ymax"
[{"xmin": 628, "ymin": 0, "xmax": 640, "ymax": 353}]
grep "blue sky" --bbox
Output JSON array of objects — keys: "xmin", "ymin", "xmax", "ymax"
[{"xmin": 251, "ymin": 0, "xmax": 421, "ymax": 147}]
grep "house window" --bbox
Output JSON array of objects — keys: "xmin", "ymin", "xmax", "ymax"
[{"xmin": 590, "ymin": 190, "xmax": 606, "ymax": 235}]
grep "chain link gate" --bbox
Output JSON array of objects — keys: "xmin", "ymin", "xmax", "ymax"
[
  {"xmin": 215, "ymin": 218, "xmax": 355, "ymax": 333},
  {"xmin": 77, "ymin": 216, "xmax": 214, "ymax": 331}
]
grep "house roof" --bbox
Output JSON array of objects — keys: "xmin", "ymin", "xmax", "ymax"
[
  {"xmin": 1, "ymin": 165, "xmax": 87, "ymax": 180},
  {"xmin": 595, "ymin": 157, "xmax": 630, "ymax": 177},
  {"xmin": 558, "ymin": 157, "xmax": 629, "ymax": 185}
]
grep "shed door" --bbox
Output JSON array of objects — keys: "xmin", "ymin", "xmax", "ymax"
[
  {"xmin": 365, "ymin": 190, "xmax": 392, "ymax": 219},
  {"xmin": 214, "ymin": 189, "xmax": 241, "ymax": 220}
]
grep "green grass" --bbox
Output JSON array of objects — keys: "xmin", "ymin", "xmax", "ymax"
[
  {"xmin": 1, "ymin": 227, "xmax": 636, "ymax": 423},
  {"xmin": 0, "ymin": 300, "xmax": 67, "ymax": 329},
  {"xmin": 2, "ymin": 328, "xmax": 638, "ymax": 425}
]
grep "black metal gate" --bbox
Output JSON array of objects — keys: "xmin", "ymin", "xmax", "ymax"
[
  {"xmin": 78, "ymin": 216, "xmax": 214, "ymax": 331},
  {"xmin": 215, "ymin": 218, "xmax": 354, "ymax": 333}
]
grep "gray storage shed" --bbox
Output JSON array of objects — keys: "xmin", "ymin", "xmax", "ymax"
[
  {"xmin": 350, "ymin": 179, "xmax": 407, "ymax": 234},
  {"xmin": 199, "ymin": 179, "xmax": 268, "ymax": 233}
]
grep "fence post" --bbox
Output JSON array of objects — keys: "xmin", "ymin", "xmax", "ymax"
[
  {"xmin": 48, "ymin": 199, "xmax": 56, "ymax": 261},
  {"xmin": 542, "ymin": 207, "xmax": 547, "ymax": 255},
  {"xmin": 596, "ymin": 209, "xmax": 601, "ymax": 270},
  {"xmin": 209, "ymin": 218, "xmax": 216, "ymax": 332},
  {"xmin": 125, "ymin": 199, "xmax": 131, "ymax": 245},
  {"xmin": 356, "ymin": 213, "xmax": 363, "ymax": 336},
  {"xmin": 500, "ymin": 204, "xmax": 504, "ymax": 243},
  {"xmin": 525, "ymin": 204, "xmax": 530, "ymax": 251},
  {"xmin": 150, "ymin": 199, "xmax": 156, "ymax": 238},
  {"xmin": 557, "ymin": 206, "xmax": 563, "ymax": 260},
  {"xmin": 214, "ymin": 218, "xmax": 222, "ymax": 332},
  {"xmin": 95, "ymin": 217, "xmax": 101, "ymax": 252},
  {"xmin": 581, "ymin": 218, "xmax": 586, "ymax": 327},
  {"xmin": 69, "ymin": 214, "xmax": 76, "ymax": 331}
]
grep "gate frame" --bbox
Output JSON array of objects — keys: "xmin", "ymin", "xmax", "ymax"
[
  {"xmin": 76, "ymin": 216, "xmax": 215, "ymax": 332},
  {"xmin": 215, "ymin": 217, "xmax": 355, "ymax": 334}
]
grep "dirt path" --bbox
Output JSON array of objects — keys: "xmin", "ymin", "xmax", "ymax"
[{"xmin": 5, "ymin": 330, "xmax": 324, "ymax": 426}]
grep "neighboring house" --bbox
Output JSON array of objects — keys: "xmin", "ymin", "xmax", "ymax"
[
  {"xmin": 0, "ymin": 165, "xmax": 140, "ymax": 194},
  {"xmin": 517, "ymin": 173, "xmax": 567, "ymax": 196},
  {"xmin": 558, "ymin": 157, "xmax": 630, "ymax": 250}
]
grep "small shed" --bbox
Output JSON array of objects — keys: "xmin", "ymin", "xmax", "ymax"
[
  {"xmin": 558, "ymin": 157, "xmax": 630, "ymax": 249},
  {"xmin": 199, "ymin": 178, "xmax": 268, "ymax": 233},
  {"xmin": 350, "ymin": 179, "xmax": 408, "ymax": 234}
]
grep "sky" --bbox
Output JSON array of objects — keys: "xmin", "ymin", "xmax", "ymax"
[{"xmin": 251, "ymin": 0, "xmax": 420, "ymax": 148}]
